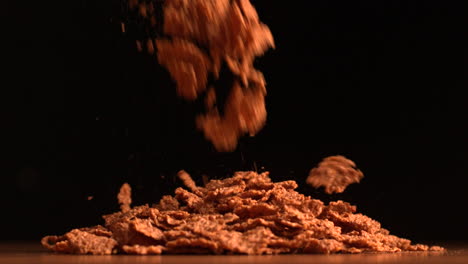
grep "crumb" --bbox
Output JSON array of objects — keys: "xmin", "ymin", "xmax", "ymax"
[
  {"xmin": 147, "ymin": 39, "xmax": 154, "ymax": 55},
  {"xmin": 135, "ymin": 40, "xmax": 142, "ymax": 52},
  {"xmin": 117, "ymin": 183, "xmax": 132, "ymax": 213}
]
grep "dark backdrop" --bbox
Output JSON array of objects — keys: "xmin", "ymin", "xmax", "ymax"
[{"xmin": 2, "ymin": 0, "xmax": 466, "ymax": 242}]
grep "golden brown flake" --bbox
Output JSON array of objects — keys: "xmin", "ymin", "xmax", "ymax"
[
  {"xmin": 155, "ymin": 38, "xmax": 211, "ymax": 101},
  {"xmin": 177, "ymin": 170, "xmax": 201, "ymax": 196},
  {"xmin": 122, "ymin": 244, "xmax": 165, "ymax": 254},
  {"xmin": 307, "ymin": 155, "xmax": 364, "ymax": 194},
  {"xmin": 41, "ymin": 227, "xmax": 117, "ymax": 255}
]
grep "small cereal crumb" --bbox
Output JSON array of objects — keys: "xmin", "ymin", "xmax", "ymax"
[
  {"xmin": 117, "ymin": 183, "xmax": 132, "ymax": 213},
  {"xmin": 135, "ymin": 40, "xmax": 142, "ymax": 52},
  {"xmin": 147, "ymin": 39, "xmax": 154, "ymax": 55}
]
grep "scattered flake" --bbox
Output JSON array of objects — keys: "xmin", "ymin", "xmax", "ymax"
[{"xmin": 307, "ymin": 155, "xmax": 364, "ymax": 194}]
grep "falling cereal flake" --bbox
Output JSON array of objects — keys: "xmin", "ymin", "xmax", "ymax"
[
  {"xmin": 117, "ymin": 183, "xmax": 132, "ymax": 213},
  {"xmin": 307, "ymin": 155, "xmax": 364, "ymax": 194}
]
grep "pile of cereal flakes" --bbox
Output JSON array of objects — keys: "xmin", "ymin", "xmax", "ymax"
[{"xmin": 42, "ymin": 167, "xmax": 443, "ymax": 255}]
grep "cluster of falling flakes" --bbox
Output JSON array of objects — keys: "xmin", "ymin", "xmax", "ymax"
[{"xmin": 124, "ymin": 0, "xmax": 274, "ymax": 152}]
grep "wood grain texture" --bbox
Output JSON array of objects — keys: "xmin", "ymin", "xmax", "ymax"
[{"xmin": 1, "ymin": 242, "xmax": 467, "ymax": 264}]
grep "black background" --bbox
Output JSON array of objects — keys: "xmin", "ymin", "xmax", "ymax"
[{"xmin": 2, "ymin": 0, "xmax": 467, "ymax": 243}]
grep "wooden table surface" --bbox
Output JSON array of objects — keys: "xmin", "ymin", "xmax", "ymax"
[{"xmin": 1, "ymin": 242, "xmax": 467, "ymax": 264}]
